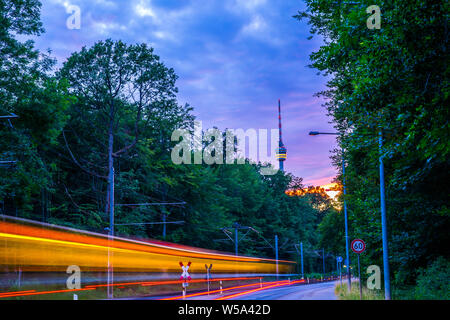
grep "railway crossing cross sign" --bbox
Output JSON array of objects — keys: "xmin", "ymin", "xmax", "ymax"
[
  {"xmin": 351, "ymin": 239, "xmax": 366, "ymax": 254},
  {"xmin": 179, "ymin": 261, "xmax": 192, "ymax": 281}
]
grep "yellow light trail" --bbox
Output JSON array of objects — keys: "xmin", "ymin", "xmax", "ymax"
[{"xmin": 0, "ymin": 216, "xmax": 296, "ymax": 274}]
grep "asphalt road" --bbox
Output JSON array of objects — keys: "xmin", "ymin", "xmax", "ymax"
[
  {"xmin": 123, "ymin": 279, "xmax": 340, "ymax": 300},
  {"xmin": 229, "ymin": 281, "xmax": 338, "ymax": 300},
  {"xmin": 150, "ymin": 280, "xmax": 339, "ymax": 300}
]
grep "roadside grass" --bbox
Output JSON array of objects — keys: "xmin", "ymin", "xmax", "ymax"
[{"xmin": 335, "ymin": 281, "xmax": 384, "ymax": 300}]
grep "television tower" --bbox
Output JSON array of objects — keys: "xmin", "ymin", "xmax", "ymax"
[{"xmin": 276, "ymin": 99, "xmax": 287, "ymax": 172}]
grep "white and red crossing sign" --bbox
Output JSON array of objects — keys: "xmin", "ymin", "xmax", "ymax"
[
  {"xmin": 179, "ymin": 261, "xmax": 192, "ymax": 280},
  {"xmin": 351, "ymin": 239, "xmax": 366, "ymax": 254}
]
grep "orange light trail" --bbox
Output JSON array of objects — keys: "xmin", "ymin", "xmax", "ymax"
[
  {"xmin": 0, "ymin": 277, "xmax": 261, "ymax": 298},
  {"xmin": 215, "ymin": 279, "xmax": 305, "ymax": 300},
  {"xmin": 0, "ymin": 288, "xmax": 94, "ymax": 298},
  {"xmin": 0, "ymin": 218, "xmax": 293, "ymax": 264},
  {"xmin": 160, "ymin": 280, "xmax": 291, "ymax": 300},
  {"xmin": 0, "ymin": 215, "xmax": 298, "ymax": 299},
  {"xmin": 141, "ymin": 277, "xmax": 260, "ymax": 287},
  {"xmin": 0, "ymin": 216, "xmax": 295, "ymax": 274},
  {"xmin": 0, "ymin": 290, "xmax": 36, "ymax": 297},
  {"xmin": 84, "ymin": 277, "xmax": 260, "ymax": 289}
]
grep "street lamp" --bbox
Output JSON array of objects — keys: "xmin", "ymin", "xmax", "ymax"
[
  {"xmin": 309, "ymin": 131, "xmax": 352, "ymax": 292},
  {"xmin": 310, "ymin": 130, "xmax": 392, "ymax": 299}
]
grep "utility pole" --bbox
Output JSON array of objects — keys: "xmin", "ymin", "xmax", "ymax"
[
  {"xmin": 162, "ymin": 183, "xmax": 168, "ymax": 239},
  {"xmin": 107, "ymin": 166, "xmax": 114, "ymax": 300},
  {"xmin": 109, "ymin": 167, "xmax": 114, "ymax": 237},
  {"xmin": 106, "ymin": 107, "xmax": 115, "ymax": 300},
  {"xmin": 221, "ymin": 223, "xmax": 252, "ymax": 256},
  {"xmin": 0, "ymin": 114, "xmax": 18, "ymax": 169},
  {"xmin": 300, "ymin": 242, "xmax": 304, "ymax": 279},
  {"xmin": 235, "ymin": 225, "xmax": 239, "ymax": 256},
  {"xmin": 0, "ymin": 113, "xmax": 19, "ymax": 285},
  {"xmin": 275, "ymin": 235, "xmax": 279, "ymax": 279},
  {"xmin": 379, "ymin": 130, "xmax": 391, "ymax": 300},
  {"xmin": 162, "ymin": 212, "xmax": 166, "ymax": 239},
  {"xmin": 322, "ymin": 248, "xmax": 325, "ymax": 278}
]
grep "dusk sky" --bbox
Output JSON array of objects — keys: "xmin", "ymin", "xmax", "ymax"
[{"xmin": 34, "ymin": 0, "xmax": 338, "ymax": 186}]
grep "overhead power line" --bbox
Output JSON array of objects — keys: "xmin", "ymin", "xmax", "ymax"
[{"xmin": 115, "ymin": 221, "xmax": 184, "ymax": 226}]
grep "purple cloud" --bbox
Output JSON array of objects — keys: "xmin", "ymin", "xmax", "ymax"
[{"xmin": 32, "ymin": 0, "xmax": 338, "ymax": 186}]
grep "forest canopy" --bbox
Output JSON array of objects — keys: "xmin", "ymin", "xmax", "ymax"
[
  {"xmin": 0, "ymin": 0, "xmax": 335, "ymax": 275},
  {"xmin": 296, "ymin": 0, "xmax": 449, "ymax": 298}
]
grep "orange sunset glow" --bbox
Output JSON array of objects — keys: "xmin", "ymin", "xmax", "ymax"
[{"xmin": 285, "ymin": 183, "xmax": 340, "ymax": 201}]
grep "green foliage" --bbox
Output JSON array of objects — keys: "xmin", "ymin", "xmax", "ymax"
[
  {"xmin": 297, "ymin": 0, "xmax": 449, "ymax": 297},
  {"xmin": 0, "ymin": 0, "xmax": 71, "ymax": 216},
  {"xmin": 414, "ymin": 257, "xmax": 450, "ymax": 300},
  {"xmin": 0, "ymin": 0, "xmax": 333, "ymax": 272},
  {"xmin": 318, "ymin": 208, "xmax": 345, "ymax": 254}
]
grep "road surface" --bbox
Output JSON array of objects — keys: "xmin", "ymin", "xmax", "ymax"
[
  {"xmin": 138, "ymin": 280, "xmax": 339, "ymax": 300},
  {"xmin": 229, "ymin": 281, "xmax": 338, "ymax": 300}
]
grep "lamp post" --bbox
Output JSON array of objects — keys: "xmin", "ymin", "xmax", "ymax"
[
  {"xmin": 310, "ymin": 130, "xmax": 391, "ymax": 299},
  {"xmin": 378, "ymin": 130, "xmax": 391, "ymax": 300},
  {"xmin": 275, "ymin": 234, "xmax": 279, "ymax": 279},
  {"xmin": 309, "ymin": 131, "xmax": 351, "ymax": 292}
]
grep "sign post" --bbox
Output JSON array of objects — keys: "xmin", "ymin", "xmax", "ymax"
[
  {"xmin": 351, "ymin": 239, "xmax": 366, "ymax": 300},
  {"xmin": 357, "ymin": 254, "xmax": 362, "ymax": 299},
  {"xmin": 205, "ymin": 264, "xmax": 212, "ymax": 294},
  {"xmin": 300, "ymin": 242, "xmax": 304, "ymax": 279},
  {"xmin": 337, "ymin": 256, "xmax": 343, "ymax": 285}
]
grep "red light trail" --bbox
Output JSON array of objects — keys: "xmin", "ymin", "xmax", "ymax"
[{"xmin": 215, "ymin": 279, "xmax": 305, "ymax": 300}]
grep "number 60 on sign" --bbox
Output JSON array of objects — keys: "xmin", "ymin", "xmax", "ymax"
[{"xmin": 351, "ymin": 239, "xmax": 366, "ymax": 254}]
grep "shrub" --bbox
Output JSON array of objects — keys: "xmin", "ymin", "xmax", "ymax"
[{"xmin": 414, "ymin": 257, "xmax": 450, "ymax": 300}]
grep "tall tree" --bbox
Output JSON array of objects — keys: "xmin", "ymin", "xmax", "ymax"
[
  {"xmin": 57, "ymin": 39, "xmax": 193, "ymax": 228},
  {"xmin": 296, "ymin": 0, "xmax": 449, "ymax": 293},
  {"xmin": 0, "ymin": 0, "xmax": 70, "ymax": 217}
]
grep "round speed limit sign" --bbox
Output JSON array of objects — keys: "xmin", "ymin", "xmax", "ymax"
[{"xmin": 351, "ymin": 239, "xmax": 366, "ymax": 254}]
